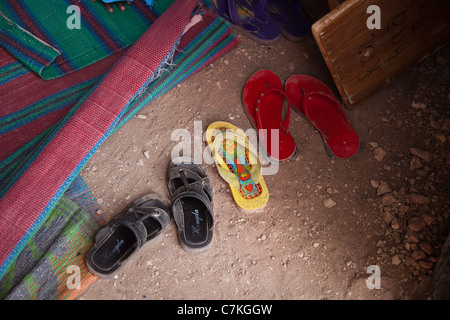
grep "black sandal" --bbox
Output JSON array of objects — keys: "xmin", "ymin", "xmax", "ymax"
[
  {"xmin": 86, "ymin": 193, "xmax": 172, "ymax": 278},
  {"xmin": 167, "ymin": 158, "xmax": 214, "ymax": 253}
]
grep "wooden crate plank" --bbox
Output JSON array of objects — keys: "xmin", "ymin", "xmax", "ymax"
[{"xmin": 312, "ymin": 0, "xmax": 450, "ymax": 109}]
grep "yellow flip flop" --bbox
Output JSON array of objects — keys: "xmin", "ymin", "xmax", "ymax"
[{"xmin": 206, "ymin": 121, "xmax": 269, "ymax": 212}]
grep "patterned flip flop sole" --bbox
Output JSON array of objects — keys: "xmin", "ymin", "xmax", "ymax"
[{"xmin": 212, "ymin": 127, "xmax": 264, "ymax": 200}]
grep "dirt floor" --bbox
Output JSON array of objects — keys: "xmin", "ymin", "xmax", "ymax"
[{"xmin": 77, "ymin": 27, "xmax": 450, "ymax": 300}]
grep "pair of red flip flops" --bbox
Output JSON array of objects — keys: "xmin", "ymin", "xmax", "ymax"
[{"xmin": 242, "ymin": 70, "xmax": 360, "ymax": 161}]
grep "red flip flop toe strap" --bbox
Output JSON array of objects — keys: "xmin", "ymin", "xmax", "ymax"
[
  {"xmin": 303, "ymin": 91, "xmax": 352, "ymax": 139},
  {"xmin": 255, "ymin": 88, "xmax": 292, "ymax": 134}
]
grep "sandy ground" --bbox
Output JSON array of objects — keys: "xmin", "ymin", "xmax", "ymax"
[{"xmin": 77, "ymin": 28, "xmax": 450, "ymax": 300}]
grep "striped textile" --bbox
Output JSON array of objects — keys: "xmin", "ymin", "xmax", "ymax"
[
  {"xmin": 0, "ymin": 0, "xmax": 239, "ymax": 299},
  {"xmin": 114, "ymin": 10, "xmax": 239, "ymax": 128},
  {"xmin": 0, "ymin": 61, "xmax": 30, "ymax": 86},
  {"xmin": 0, "ymin": 48, "xmax": 123, "ymax": 194},
  {"xmin": 0, "ymin": 0, "xmax": 161, "ymax": 79},
  {"xmin": 0, "ymin": 175, "xmax": 108, "ymax": 300}
]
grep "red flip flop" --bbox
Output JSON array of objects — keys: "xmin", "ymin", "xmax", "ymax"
[
  {"xmin": 243, "ymin": 70, "xmax": 297, "ymax": 161},
  {"xmin": 285, "ymin": 74, "xmax": 359, "ymax": 159}
]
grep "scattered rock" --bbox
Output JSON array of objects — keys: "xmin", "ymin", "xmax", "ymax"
[
  {"xmin": 434, "ymin": 133, "xmax": 446, "ymax": 143},
  {"xmin": 419, "ymin": 242, "xmax": 434, "ymax": 255},
  {"xmin": 409, "ymin": 148, "xmax": 432, "ymax": 162},
  {"xmin": 404, "ymin": 194, "xmax": 430, "ymax": 205},
  {"xmin": 323, "ymin": 198, "xmax": 337, "ymax": 208},
  {"xmin": 143, "ymin": 151, "xmax": 150, "ymax": 159},
  {"xmin": 384, "ymin": 212, "xmax": 394, "ymax": 223},
  {"xmin": 405, "ymin": 257, "xmax": 420, "ymax": 270},
  {"xmin": 370, "ymin": 179, "xmax": 379, "ymax": 189},
  {"xmin": 412, "ymin": 250, "xmax": 427, "ymax": 261},
  {"xmin": 408, "ymin": 216, "xmax": 427, "ymax": 232},
  {"xmin": 391, "ymin": 219, "xmax": 400, "ymax": 230},
  {"xmin": 411, "ymin": 101, "xmax": 427, "ymax": 109},
  {"xmin": 443, "ymin": 118, "xmax": 450, "ymax": 131},
  {"xmin": 421, "ymin": 214, "xmax": 435, "ymax": 226},
  {"xmin": 418, "ymin": 261, "xmax": 434, "ymax": 269},
  {"xmin": 374, "ymin": 147, "xmax": 387, "ymax": 161},
  {"xmin": 368, "ymin": 141, "xmax": 379, "ymax": 149},
  {"xmin": 381, "ymin": 193, "xmax": 396, "ymax": 206},
  {"xmin": 392, "ymin": 255, "xmax": 402, "ymax": 265},
  {"xmin": 364, "ymin": 120, "xmax": 447, "ymax": 280},
  {"xmin": 406, "ymin": 229, "xmax": 420, "ymax": 243},
  {"xmin": 377, "ymin": 181, "xmax": 392, "ymax": 196},
  {"xmin": 405, "ymin": 242, "xmax": 411, "ymax": 251},
  {"xmin": 430, "ymin": 118, "xmax": 442, "ymax": 130},
  {"xmin": 391, "ymin": 232, "xmax": 402, "ymax": 244},
  {"xmin": 409, "ymin": 157, "xmax": 423, "ymax": 171}
]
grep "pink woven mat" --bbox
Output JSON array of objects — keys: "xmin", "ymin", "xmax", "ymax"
[{"xmin": 0, "ymin": 0, "xmax": 199, "ymax": 270}]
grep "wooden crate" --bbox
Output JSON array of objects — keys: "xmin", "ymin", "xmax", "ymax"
[{"xmin": 312, "ymin": 0, "xmax": 450, "ymax": 109}]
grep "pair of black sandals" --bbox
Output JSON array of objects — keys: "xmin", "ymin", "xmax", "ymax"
[{"xmin": 86, "ymin": 159, "xmax": 214, "ymax": 278}]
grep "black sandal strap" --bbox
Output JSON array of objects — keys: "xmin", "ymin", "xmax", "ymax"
[
  {"xmin": 171, "ymin": 188, "xmax": 214, "ymax": 230},
  {"xmin": 86, "ymin": 193, "xmax": 172, "ymax": 278},
  {"xmin": 167, "ymin": 160, "xmax": 214, "ymax": 252}
]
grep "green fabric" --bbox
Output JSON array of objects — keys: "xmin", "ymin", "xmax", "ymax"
[
  {"xmin": 0, "ymin": 0, "xmax": 176, "ymax": 79},
  {"xmin": 0, "ymin": 195, "xmax": 100, "ymax": 300},
  {"xmin": 0, "ymin": 12, "xmax": 60, "ymax": 76}
]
